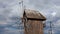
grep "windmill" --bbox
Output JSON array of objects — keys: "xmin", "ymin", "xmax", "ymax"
[{"xmin": 19, "ymin": 0, "xmax": 46, "ymax": 34}]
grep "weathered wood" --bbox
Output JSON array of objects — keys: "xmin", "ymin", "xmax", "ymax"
[
  {"xmin": 24, "ymin": 9, "xmax": 46, "ymax": 20},
  {"xmin": 25, "ymin": 20, "xmax": 44, "ymax": 34},
  {"xmin": 23, "ymin": 9, "xmax": 46, "ymax": 34}
]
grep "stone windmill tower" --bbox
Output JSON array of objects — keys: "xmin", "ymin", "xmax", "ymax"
[{"xmin": 22, "ymin": 9, "xmax": 46, "ymax": 34}]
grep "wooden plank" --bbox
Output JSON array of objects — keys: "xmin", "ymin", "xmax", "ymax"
[{"xmin": 25, "ymin": 20, "xmax": 44, "ymax": 34}]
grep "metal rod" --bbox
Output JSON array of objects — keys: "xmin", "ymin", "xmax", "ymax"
[{"xmin": 49, "ymin": 21, "xmax": 52, "ymax": 34}]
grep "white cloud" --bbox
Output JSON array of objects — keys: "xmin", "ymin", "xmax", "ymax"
[{"xmin": 51, "ymin": 12, "xmax": 56, "ymax": 17}]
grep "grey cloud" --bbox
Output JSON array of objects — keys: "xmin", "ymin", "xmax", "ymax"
[
  {"xmin": 0, "ymin": 15, "xmax": 7, "ymax": 21},
  {"xmin": 2, "ymin": 30, "xmax": 24, "ymax": 34},
  {"xmin": 51, "ymin": 0, "xmax": 60, "ymax": 6},
  {"xmin": 25, "ymin": 0, "xmax": 54, "ymax": 10},
  {"xmin": 0, "ymin": 3, "xmax": 7, "ymax": 8},
  {"xmin": 0, "ymin": 0, "xmax": 24, "ymax": 34}
]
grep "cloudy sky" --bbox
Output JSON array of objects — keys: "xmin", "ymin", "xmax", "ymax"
[{"xmin": 0, "ymin": 0, "xmax": 60, "ymax": 34}]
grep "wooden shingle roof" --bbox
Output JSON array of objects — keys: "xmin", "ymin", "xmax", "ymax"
[{"xmin": 23, "ymin": 9, "xmax": 46, "ymax": 21}]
